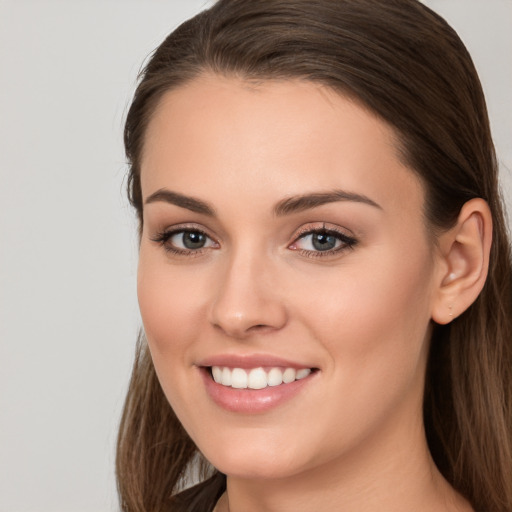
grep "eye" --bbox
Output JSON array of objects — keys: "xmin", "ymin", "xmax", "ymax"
[
  {"xmin": 151, "ymin": 227, "xmax": 218, "ymax": 255},
  {"xmin": 289, "ymin": 226, "xmax": 357, "ymax": 257},
  {"xmin": 171, "ymin": 230, "xmax": 213, "ymax": 250},
  {"xmin": 298, "ymin": 231, "xmax": 340, "ymax": 251}
]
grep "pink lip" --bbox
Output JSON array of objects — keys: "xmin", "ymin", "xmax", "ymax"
[
  {"xmin": 197, "ymin": 353, "xmax": 315, "ymax": 370},
  {"xmin": 197, "ymin": 355, "xmax": 318, "ymax": 414}
]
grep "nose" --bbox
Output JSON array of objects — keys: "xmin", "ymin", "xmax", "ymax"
[{"xmin": 208, "ymin": 248, "xmax": 288, "ymax": 339}]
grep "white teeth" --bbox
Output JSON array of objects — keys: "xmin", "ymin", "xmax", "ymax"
[
  {"xmin": 282, "ymin": 368, "xmax": 296, "ymax": 383},
  {"xmin": 212, "ymin": 366, "xmax": 223, "ymax": 383},
  {"xmin": 248, "ymin": 368, "xmax": 267, "ymax": 389},
  {"xmin": 210, "ymin": 366, "xmax": 313, "ymax": 389},
  {"xmin": 296, "ymin": 368, "xmax": 311, "ymax": 380},
  {"xmin": 267, "ymin": 367, "xmax": 283, "ymax": 387},
  {"xmin": 231, "ymin": 368, "xmax": 248, "ymax": 389},
  {"xmin": 221, "ymin": 367, "xmax": 232, "ymax": 386}
]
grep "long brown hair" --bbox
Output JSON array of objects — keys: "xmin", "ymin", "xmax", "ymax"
[{"xmin": 117, "ymin": 1, "xmax": 512, "ymax": 511}]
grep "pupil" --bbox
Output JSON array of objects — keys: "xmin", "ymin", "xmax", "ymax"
[
  {"xmin": 183, "ymin": 231, "xmax": 206, "ymax": 249},
  {"xmin": 312, "ymin": 232, "xmax": 337, "ymax": 251}
]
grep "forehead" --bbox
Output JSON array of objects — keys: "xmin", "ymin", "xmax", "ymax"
[{"xmin": 140, "ymin": 74, "xmax": 424, "ymax": 217}]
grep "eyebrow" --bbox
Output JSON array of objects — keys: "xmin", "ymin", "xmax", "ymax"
[
  {"xmin": 144, "ymin": 189, "xmax": 216, "ymax": 216},
  {"xmin": 144, "ymin": 188, "xmax": 381, "ymax": 217},
  {"xmin": 274, "ymin": 190, "xmax": 381, "ymax": 216}
]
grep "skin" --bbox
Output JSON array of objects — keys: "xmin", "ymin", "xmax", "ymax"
[{"xmin": 137, "ymin": 74, "xmax": 478, "ymax": 512}]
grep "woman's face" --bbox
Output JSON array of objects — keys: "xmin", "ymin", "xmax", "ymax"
[{"xmin": 138, "ymin": 75, "xmax": 443, "ymax": 479}]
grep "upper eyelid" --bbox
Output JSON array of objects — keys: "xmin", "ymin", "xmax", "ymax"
[
  {"xmin": 151, "ymin": 223, "xmax": 217, "ymax": 239},
  {"xmin": 293, "ymin": 229, "xmax": 356, "ymax": 244},
  {"xmin": 151, "ymin": 227, "xmax": 218, "ymax": 256},
  {"xmin": 292, "ymin": 222, "xmax": 356, "ymax": 239}
]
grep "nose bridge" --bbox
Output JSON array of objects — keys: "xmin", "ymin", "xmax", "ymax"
[{"xmin": 208, "ymin": 242, "xmax": 287, "ymax": 338}]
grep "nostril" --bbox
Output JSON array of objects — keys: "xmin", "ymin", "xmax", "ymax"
[
  {"xmin": 208, "ymin": 291, "xmax": 288, "ymax": 337},
  {"xmin": 248, "ymin": 324, "xmax": 273, "ymax": 333}
]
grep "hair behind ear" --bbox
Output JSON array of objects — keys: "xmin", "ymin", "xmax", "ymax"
[
  {"xmin": 116, "ymin": 332, "xmax": 207, "ymax": 511},
  {"xmin": 424, "ymin": 199, "xmax": 512, "ymax": 511}
]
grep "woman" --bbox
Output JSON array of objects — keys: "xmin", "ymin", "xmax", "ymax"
[{"xmin": 116, "ymin": 1, "xmax": 512, "ymax": 511}]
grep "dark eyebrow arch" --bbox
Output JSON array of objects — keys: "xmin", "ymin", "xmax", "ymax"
[
  {"xmin": 144, "ymin": 189, "xmax": 216, "ymax": 216},
  {"xmin": 274, "ymin": 190, "xmax": 381, "ymax": 216}
]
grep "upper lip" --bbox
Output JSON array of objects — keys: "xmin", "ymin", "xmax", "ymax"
[{"xmin": 196, "ymin": 353, "xmax": 317, "ymax": 370}]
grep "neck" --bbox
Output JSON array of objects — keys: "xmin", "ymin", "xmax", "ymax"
[{"xmin": 222, "ymin": 409, "xmax": 471, "ymax": 512}]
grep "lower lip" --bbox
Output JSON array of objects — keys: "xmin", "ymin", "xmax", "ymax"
[{"xmin": 199, "ymin": 368, "xmax": 316, "ymax": 414}]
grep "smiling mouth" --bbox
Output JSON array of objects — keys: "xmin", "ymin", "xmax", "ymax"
[{"xmin": 208, "ymin": 366, "xmax": 317, "ymax": 390}]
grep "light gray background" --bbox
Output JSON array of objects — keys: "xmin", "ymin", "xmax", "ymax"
[{"xmin": 0, "ymin": 1, "xmax": 510, "ymax": 511}]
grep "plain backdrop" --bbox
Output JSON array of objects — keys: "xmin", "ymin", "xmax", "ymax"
[{"xmin": 0, "ymin": 1, "xmax": 510, "ymax": 511}]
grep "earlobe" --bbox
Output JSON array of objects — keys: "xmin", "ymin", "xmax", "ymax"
[{"xmin": 431, "ymin": 198, "xmax": 492, "ymax": 325}]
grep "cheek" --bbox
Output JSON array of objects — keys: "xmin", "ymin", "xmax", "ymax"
[
  {"xmin": 136, "ymin": 251, "xmax": 215, "ymax": 427},
  {"xmin": 137, "ymin": 248, "xmax": 209, "ymax": 359},
  {"xmin": 281, "ymin": 247, "xmax": 435, "ymax": 457},
  {"xmin": 297, "ymin": 240, "xmax": 435, "ymax": 377}
]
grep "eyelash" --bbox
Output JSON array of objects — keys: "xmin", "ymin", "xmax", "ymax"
[
  {"xmin": 150, "ymin": 224, "xmax": 358, "ymax": 259},
  {"xmin": 290, "ymin": 225, "xmax": 358, "ymax": 259},
  {"xmin": 150, "ymin": 226, "xmax": 217, "ymax": 257}
]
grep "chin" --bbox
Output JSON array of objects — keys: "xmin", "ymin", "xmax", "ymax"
[
  {"xmin": 212, "ymin": 455, "xmax": 302, "ymax": 481},
  {"xmin": 197, "ymin": 430, "xmax": 313, "ymax": 481}
]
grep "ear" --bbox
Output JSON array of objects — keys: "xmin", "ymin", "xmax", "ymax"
[{"xmin": 431, "ymin": 198, "xmax": 492, "ymax": 325}]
